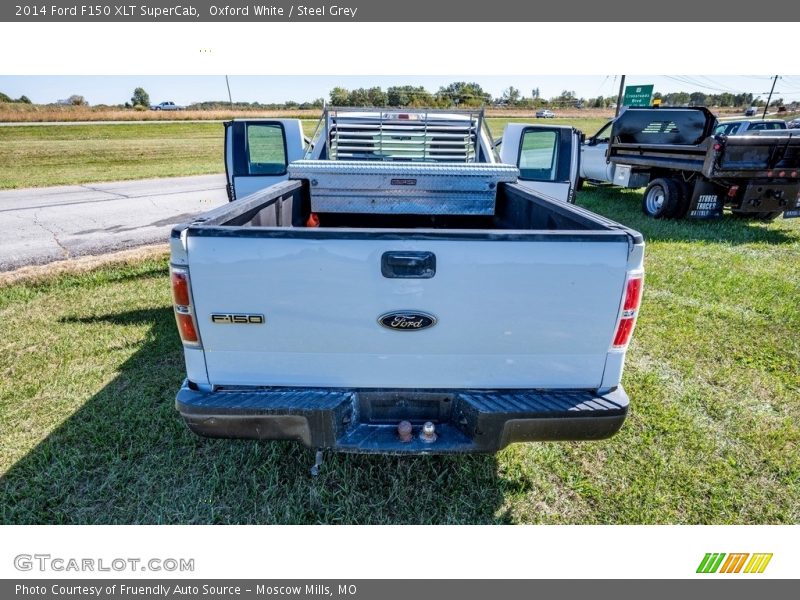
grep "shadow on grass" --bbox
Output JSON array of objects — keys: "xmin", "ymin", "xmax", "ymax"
[
  {"xmin": 578, "ymin": 186, "xmax": 799, "ymax": 246},
  {"xmin": 1, "ymin": 307, "xmax": 508, "ymax": 524}
]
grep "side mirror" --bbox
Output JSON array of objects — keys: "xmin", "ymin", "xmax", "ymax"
[{"xmin": 586, "ymin": 138, "xmax": 597, "ymax": 147}]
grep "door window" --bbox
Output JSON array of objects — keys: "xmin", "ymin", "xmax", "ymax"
[
  {"xmin": 715, "ymin": 123, "xmax": 740, "ymax": 136},
  {"xmin": 747, "ymin": 121, "xmax": 783, "ymax": 131},
  {"xmin": 246, "ymin": 124, "xmax": 287, "ymax": 175},
  {"xmin": 518, "ymin": 130, "xmax": 558, "ymax": 181}
]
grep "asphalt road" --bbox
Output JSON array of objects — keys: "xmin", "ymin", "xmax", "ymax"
[{"xmin": 0, "ymin": 174, "xmax": 228, "ymax": 271}]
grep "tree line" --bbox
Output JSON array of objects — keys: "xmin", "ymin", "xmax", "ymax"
[{"xmin": 1, "ymin": 83, "xmax": 792, "ymax": 110}]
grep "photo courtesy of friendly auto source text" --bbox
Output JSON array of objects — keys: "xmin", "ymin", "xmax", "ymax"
[{"xmin": 0, "ymin": 0, "xmax": 798, "ymax": 590}]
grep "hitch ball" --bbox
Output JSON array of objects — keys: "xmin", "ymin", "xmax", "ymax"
[
  {"xmin": 398, "ymin": 421, "xmax": 413, "ymax": 443},
  {"xmin": 420, "ymin": 421, "xmax": 437, "ymax": 443}
]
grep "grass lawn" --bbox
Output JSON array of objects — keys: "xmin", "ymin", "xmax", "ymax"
[
  {"xmin": 0, "ymin": 117, "xmax": 610, "ymax": 189},
  {"xmin": 0, "ymin": 123, "xmax": 224, "ymax": 189},
  {"xmin": 0, "ymin": 186, "xmax": 797, "ymax": 524}
]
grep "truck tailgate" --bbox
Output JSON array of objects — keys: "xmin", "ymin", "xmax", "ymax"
[{"xmin": 185, "ymin": 231, "xmax": 630, "ymax": 389}]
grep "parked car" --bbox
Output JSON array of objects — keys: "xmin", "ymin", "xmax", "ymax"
[
  {"xmin": 150, "ymin": 101, "xmax": 183, "ymax": 111},
  {"xmin": 535, "ymin": 109, "xmax": 555, "ymax": 118},
  {"xmin": 744, "ymin": 106, "xmax": 759, "ymax": 116},
  {"xmin": 714, "ymin": 119, "xmax": 788, "ymax": 136},
  {"xmin": 788, "ymin": 118, "xmax": 800, "ymax": 129}
]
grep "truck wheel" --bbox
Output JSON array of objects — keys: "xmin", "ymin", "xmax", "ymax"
[{"xmin": 642, "ymin": 178, "xmax": 679, "ymax": 218}]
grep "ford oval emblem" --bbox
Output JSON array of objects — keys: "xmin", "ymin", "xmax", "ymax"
[{"xmin": 378, "ymin": 311, "xmax": 437, "ymax": 331}]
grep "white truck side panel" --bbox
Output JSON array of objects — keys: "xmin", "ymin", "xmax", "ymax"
[
  {"xmin": 186, "ymin": 235, "xmax": 630, "ymax": 389},
  {"xmin": 580, "ymin": 141, "xmax": 614, "ymax": 182}
]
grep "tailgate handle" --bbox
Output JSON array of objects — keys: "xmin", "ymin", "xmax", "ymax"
[{"xmin": 381, "ymin": 251, "xmax": 436, "ymax": 279}]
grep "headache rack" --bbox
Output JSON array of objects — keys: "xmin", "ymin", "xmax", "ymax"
[
  {"xmin": 306, "ymin": 106, "xmax": 486, "ymax": 163},
  {"xmin": 294, "ymin": 107, "xmax": 516, "ymax": 216}
]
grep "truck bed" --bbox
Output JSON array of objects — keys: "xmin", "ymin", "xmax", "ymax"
[
  {"xmin": 182, "ymin": 179, "xmax": 640, "ymax": 237},
  {"xmin": 170, "ymin": 179, "xmax": 644, "ymax": 453},
  {"xmin": 610, "ymin": 134, "xmax": 800, "ymax": 179}
]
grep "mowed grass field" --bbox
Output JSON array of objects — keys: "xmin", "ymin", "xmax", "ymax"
[
  {"xmin": 0, "ymin": 185, "xmax": 798, "ymax": 524},
  {"xmin": 0, "ymin": 118, "xmax": 609, "ymax": 189}
]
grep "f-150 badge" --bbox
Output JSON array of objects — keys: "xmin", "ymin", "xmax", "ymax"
[
  {"xmin": 378, "ymin": 311, "xmax": 436, "ymax": 331},
  {"xmin": 211, "ymin": 314, "xmax": 264, "ymax": 324}
]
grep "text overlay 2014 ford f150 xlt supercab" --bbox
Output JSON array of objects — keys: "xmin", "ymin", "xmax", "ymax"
[{"xmin": 169, "ymin": 108, "xmax": 644, "ymax": 454}]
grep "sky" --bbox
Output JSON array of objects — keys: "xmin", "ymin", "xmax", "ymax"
[{"xmin": 2, "ymin": 75, "xmax": 800, "ymax": 105}]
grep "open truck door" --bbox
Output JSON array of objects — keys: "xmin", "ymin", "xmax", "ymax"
[
  {"xmin": 500, "ymin": 124, "xmax": 581, "ymax": 203},
  {"xmin": 224, "ymin": 119, "xmax": 306, "ymax": 201}
]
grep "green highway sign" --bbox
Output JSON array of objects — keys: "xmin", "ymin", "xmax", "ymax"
[{"xmin": 623, "ymin": 85, "xmax": 654, "ymax": 107}]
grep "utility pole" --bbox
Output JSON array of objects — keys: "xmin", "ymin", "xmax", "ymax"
[
  {"xmin": 763, "ymin": 75, "xmax": 779, "ymax": 119},
  {"xmin": 615, "ymin": 75, "xmax": 626, "ymax": 117},
  {"xmin": 225, "ymin": 75, "xmax": 233, "ymax": 108}
]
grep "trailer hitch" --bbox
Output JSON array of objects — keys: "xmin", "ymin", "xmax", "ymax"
[{"xmin": 310, "ymin": 449, "xmax": 325, "ymax": 477}]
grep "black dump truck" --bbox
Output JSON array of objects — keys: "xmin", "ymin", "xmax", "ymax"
[{"xmin": 579, "ymin": 107, "xmax": 800, "ymax": 220}]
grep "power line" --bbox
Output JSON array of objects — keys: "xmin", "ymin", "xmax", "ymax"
[
  {"xmin": 659, "ymin": 75, "xmax": 800, "ymax": 98},
  {"xmin": 661, "ymin": 75, "xmax": 736, "ymax": 93},
  {"xmin": 697, "ymin": 76, "xmax": 742, "ymax": 93}
]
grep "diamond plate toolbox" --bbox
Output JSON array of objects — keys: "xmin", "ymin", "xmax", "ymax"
[{"xmin": 287, "ymin": 160, "xmax": 520, "ymax": 215}]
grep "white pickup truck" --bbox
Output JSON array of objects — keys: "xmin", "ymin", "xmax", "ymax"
[
  {"xmin": 169, "ymin": 108, "xmax": 644, "ymax": 455},
  {"xmin": 714, "ymin": 118, "xmax": 787, "ymax": 136}
]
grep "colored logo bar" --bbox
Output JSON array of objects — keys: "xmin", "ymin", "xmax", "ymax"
[{"xmin": 697, "ymin": 553, "xmax": 773, "ymax": 574}]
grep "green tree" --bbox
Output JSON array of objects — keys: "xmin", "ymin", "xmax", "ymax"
[
  {"xmin": 367, "ymin": 87, "xmax": 388, "ymax": 107},
  {"xmin": 347, "ymin": 88, "xmax": 371, "ymax": 106},
  {"xmin": 689, "ymin": 91, "xmax": 707, "ymax": 107},
  {"xmin": 501, "ymin": 86, "xmax": 521, "ymax": 106},
  {"xmin": 387, "ymin": 85, "xmax": 432, "ymax": 107},
  {"xmin": 131, "ymin": 87, "xmax": 150, "ymax": 107},
  {"xmin": 329, "ymin": 87, "xmax": 350, "ymax": 106},
  {"xmin": 437, "ymin": 82, "xmax": 490, "ymax": 107}
]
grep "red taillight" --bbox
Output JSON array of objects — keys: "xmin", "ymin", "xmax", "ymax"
[
  {"xmin": 727, "ymin": 185, "xmax": 739, "ymax": 198},
  {"xmin": 713, "ymin": 143, "xmax": 721, "ymax": 151},
  {"xmin": 171, "ymin": 269, "xmax": 191, "ymax": 306},
  {"xmin": 176, "ymin": 311, "xmax": 199, "ymax": 343},
  {"xmin": 612, "ymin": 274, "xmax": 643, "ymax": 350},
  {"xmin": 612, "ymin": 318, "xmax": 636, "ymax": 348},
  {"xmin": 171, "ymin": 266, "xmax": 201, "ymax": 347},
  {"xmin": 623, "ymin": 277, "xmax": 643, "ymax": 312}
]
